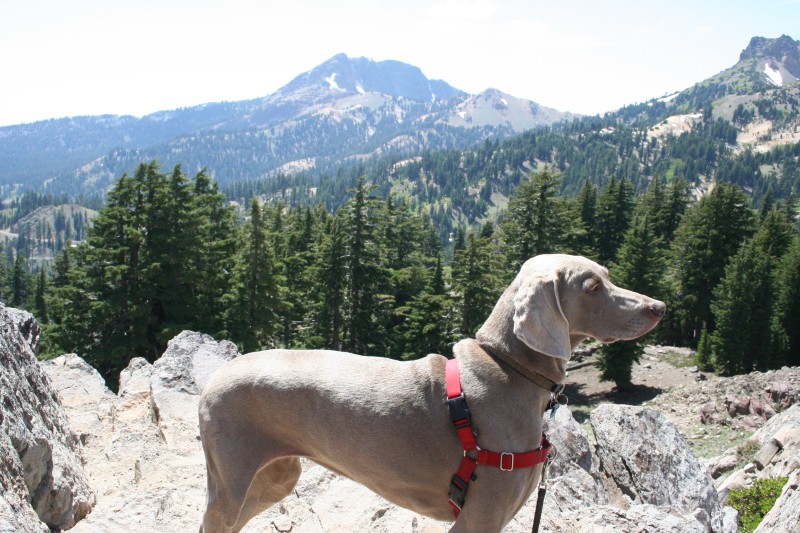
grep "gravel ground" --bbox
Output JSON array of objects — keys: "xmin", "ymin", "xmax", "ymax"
[{"xmin": 563, "ymin": 345, "xmax": 800, "ymax": 459}]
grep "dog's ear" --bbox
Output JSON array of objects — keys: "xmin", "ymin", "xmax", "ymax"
[{"xmin": 512, "ymin": 274, "xmax": 571, "ymax": 360}]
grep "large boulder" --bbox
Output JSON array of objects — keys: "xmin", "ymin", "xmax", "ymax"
[
  {"xmin": 0, "ymin": 305, "xmax": 94, "ymax": 531},
  {"xmin": 519, "ymin": 404, "xmax": 732, "ymax": 533},
  {"xmin": 590, "ymin": 404, "xmax": 722, "ymax": 526}
]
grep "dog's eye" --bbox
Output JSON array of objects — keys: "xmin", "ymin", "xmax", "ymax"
[{"xmin": 585, "ymin": 279, "xmax": 600, "ymax": 292}]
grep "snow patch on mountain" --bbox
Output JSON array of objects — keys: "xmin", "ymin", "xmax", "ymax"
[
  {"xmin": 657, "ymin": 92, "xmax": 680, "ymax": 103},
  {"xmin": 324, "ymin": 73, "xmax": 345, "ymax": 92},
  {"xmin": 764, "ymin": 63, "xmax": 783, "ymax": 86}
]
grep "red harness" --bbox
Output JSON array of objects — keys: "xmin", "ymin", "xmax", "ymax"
[{"xmin": 445, "ymin": 358, "xmax": 552, "ymax": 518}]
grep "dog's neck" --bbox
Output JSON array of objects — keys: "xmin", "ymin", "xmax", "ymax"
[{"xmin": 474, "ymin": 284, "xmax": 570, "ymax": 389}]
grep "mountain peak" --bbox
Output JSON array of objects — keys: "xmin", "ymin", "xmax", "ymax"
[
  {"xmin": 739, "ymin": 35, "xmax": 799, "ymax": 63},
  {"xmin": 738, "ymin": 35, "xmax": 800, "ymax": 82},
  {"xmin": 279, "ymin": 53, "xmax": 464, "ymax": 103}
]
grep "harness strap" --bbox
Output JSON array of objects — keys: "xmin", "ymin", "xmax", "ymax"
[{"xmin": 445, "ymin": 358, "xmax": 552, "ymax": 518}]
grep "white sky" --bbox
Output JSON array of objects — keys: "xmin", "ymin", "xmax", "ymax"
[{"xmin": 1, "ymin": 0, "xmax": 799, "ymax": 127}]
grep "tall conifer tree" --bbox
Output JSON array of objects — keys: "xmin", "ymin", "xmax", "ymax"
[
  {"xmin": 669, "ymin": 182, "xmax": 755, "ymax": 346},
  {"xmin": 226, "ymin": 197, "xmax": 282, "ymax": 352}
]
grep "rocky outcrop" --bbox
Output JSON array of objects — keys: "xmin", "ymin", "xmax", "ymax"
[
  {"xmin": 41, "ymin": 331, "xmax": 240, "ymax": 532},
  {"xmin": 5, "ymin": 325, "xmax": 796, "ymax": 532},
  {"xmin": 0, "ymin": 305, "xmax": 94, "ymax": 532},
  {"xmin": 520, "ymin": 405, "xmax": 734, "ymax": 533},
  {"xmin": 592, "ymin": 405, "xmax": 721, "ymax": 519}
]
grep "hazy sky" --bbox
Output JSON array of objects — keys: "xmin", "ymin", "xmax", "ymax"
[{"xmin": 1, "ymin": 0, "xmax": 798, "ymax": 127}]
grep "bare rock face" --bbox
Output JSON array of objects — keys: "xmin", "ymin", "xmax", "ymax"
[
  {"xmin": 590, "ymin": 404, "xmax": 722, "ymax": 523},
  {"xmin": 42, "ymin": 331, "xmax": 242, "ymax": 533},
  {"xmin": 0, "ymin": 305, "xmax": 94, "ymax": 531}
]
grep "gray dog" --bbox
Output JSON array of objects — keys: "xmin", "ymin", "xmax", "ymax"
[{"xmin": 198, "ymin": 254, "xmax": 666, "ymax": 532}]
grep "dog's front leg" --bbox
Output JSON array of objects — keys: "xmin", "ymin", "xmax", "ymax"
[
  {"xmin": 446, "ymin": 466, "xmax": 540, "ymax": 533},
  {"xmin": 448, "ymin": 506, "xmax": 510, "ymax": 533}
]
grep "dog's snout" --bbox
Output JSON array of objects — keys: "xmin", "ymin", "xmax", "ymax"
[{"xmin": 650, "ymin": 301, "xmax": 666, "ymax": 318}]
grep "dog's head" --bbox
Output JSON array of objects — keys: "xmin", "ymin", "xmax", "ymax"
[{"xmin": 512, "ymin": 254, "xmax": 666, "ymax": 360}]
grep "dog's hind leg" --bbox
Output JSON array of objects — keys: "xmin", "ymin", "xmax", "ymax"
[{"xmin": 232, "ymin": 456, "xmax": 303, "ymax": 530}]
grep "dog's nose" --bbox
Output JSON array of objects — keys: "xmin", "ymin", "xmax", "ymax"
[{"xmin": 650, "ymin": 301, "xmax": 666, "ymax": 318}]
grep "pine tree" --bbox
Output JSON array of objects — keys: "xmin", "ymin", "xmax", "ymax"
[
  {"xmin": 278, "ymin": 206, "xmax": 318, "ymax": 347},
  {"xmin": 34, "ymin": 268, "xmax": 48, "ymax": 324},
  {"xmin": 709, "ymin": 238, "xmax": 777, "ymax": 374},
  {"xmin": 397, "ymin": 255, "xmax": 455, "ymax": 359},
  {"xmin": 669, "ymin": 182, "xmax": 756, "ymax": 346},
  {"xmin": 452, "ymin": 232, "xmax": 501, "ymax": 337},
  {"xmin": 45, "ymin": 163, "xmax": 238, "ymax": 385},
  {"xmin": 225, "ymin": 198, "xmax": 282, "ymax": 353},
  {"xmin": 309, "ymin": 213, "xmax": 347, "ymax": 349},
  {"xmin": 0, "ymin": 243, "xmax": 9, "ymax": 303},
  {"xmin": 191, "ymin": 170, "xmax": 237, "ymax": 338},
  {"xmin": 773, "ymin": 235, "xmax": 800, "ymax": 366},
  {"xmin": 636, "ymin": 176, "xmax": 688, "ymax": 245},
  {"xmin": 754, "ymin": 208, "xmax": 796, "ymax": 259},
  {"xmin": 575, "ymin": 180, "xmax": 598, "ymax": 257},
  {"xmin": 10, "ymin": 254, "xmax": 28, "ymax": 307},
  {"xmin": 342, "ymin": 177, "xmax": 386, "ymax": 354},
  {"xmin": 658, "ymin": 178, "xmax": 689, "ymax": 244},
  {"xmin": 596, "ymin": 176, "xmax": 634, "ymax": 264},
  {"xmin": 695, "ymin": 324, "xmax": 713, "ymax": 371},
  {"xmin": 501, "ymin": 166, "xmax": 565, "ymax": 272}
]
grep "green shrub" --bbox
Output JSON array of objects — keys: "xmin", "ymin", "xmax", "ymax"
[{"xmin": 727, "ymin": 477, "xmax": 788, "ymax": 533}]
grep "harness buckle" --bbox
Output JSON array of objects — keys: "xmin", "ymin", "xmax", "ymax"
[
  {"xmin": 447, "ymin": 393, "xmax": 472, "ymax": 429},
  {"xmin": 500, "ymin": 452, "xmax": 514, "ymax": 471},
  {"xmin": 448, "ymin": 474, "xmax": 469, "ymax": 511}
]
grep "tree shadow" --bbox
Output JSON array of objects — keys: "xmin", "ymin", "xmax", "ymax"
[{"xmin": 563, "ymin": 381, "xmax": 666, "ymax": 424}]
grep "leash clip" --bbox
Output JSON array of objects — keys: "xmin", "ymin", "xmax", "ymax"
[{"xmin": 547, "ymin": 384, "xmax": 568, "ymax": 419}]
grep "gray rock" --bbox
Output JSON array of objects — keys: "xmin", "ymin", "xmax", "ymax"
[
  {"xmin": 715, "ymin": 405, "xmax": 800, "ymax": 533},
  {"xmin": 42, "ymin": 353, "xmax": 117, "ymax": 442},
  {"xmin": 720, "ymin": 506, "xmax": 739, "ymax": 533},
  {"xmin": 701, "ymin": 401, "xmax": 723, "ymax": 425},
  {"xmin": 55, "ymin": 331, "xmax": 252, "ymax": 533},
  {"xmin": 754, "ymin": 439, "xmax": 782, "ymax": 470},
  {"xmin": 543, "ymin": 404, "xmax": 593, "ymax": 478},
  {"xmin": 151, "ymin": 331, "xmax": 240, "ymax": 444},
  {"xmin": 706, "ymin": 449, "xmax": 738, "ymax": 479},
  {"xmin": 28, "ymin": 334, "xmax": 800, "ymax": 533},
  {"xmin": 590, "ymin": 404, "xmax": 721, "ymax": 520},
  {"xmin": 542, "ymin": 406, "xmax": 608, "ymax": 512},
  {"xmin": 0, "ymin": 305, "xmax": 94, "ymax": 531},
  {"xmin": 541, "ymin": 504, "xmax": 708, "ymax": 533}
]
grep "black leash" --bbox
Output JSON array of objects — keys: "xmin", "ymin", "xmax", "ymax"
[
  {"xmin": 531, "ymin": 451, "xmax": 551, "ymax": 533},
  {"xmin": 532, "ymin": 385, "xmax": 567, "ymax": 533}
]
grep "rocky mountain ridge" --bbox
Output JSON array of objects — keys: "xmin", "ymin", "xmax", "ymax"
[
  {"xmin": 1, "ymin": 304, "xmax": 799, "ymax": 532},
  {"xmin": 0, "ymin": 54, "xmax": 573, "ymax": 196},
  {"xmin": 738, "ymin": 35, "xmax": 800, "ymax": 85}
]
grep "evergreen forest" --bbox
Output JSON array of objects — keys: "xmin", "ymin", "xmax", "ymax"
[{"xmin": 2, "ymin": 160, "xmax": 798, "ymax": 391}]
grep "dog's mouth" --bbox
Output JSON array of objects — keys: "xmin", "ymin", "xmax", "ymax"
[{"xmin": 598, "ymin": 313, "xmax": 664, "ymax": 344}]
